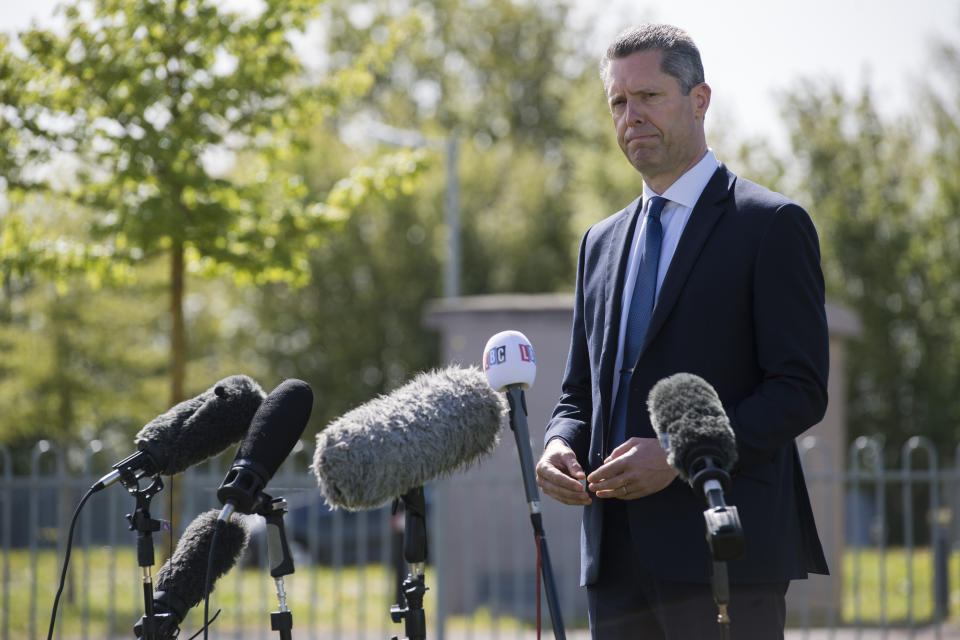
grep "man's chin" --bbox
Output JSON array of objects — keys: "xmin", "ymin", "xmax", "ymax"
[{"xmin": 627, "ymin": 153, "xmax": 664, "ymax": 176}]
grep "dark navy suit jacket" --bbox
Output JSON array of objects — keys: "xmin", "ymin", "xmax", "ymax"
[{"xmin": 545, "ymin": 165, "xmax": 830, "ymax": 586}]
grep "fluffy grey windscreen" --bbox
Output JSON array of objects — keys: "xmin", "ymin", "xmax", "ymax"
[
  {"xmin": 646, "ymin": 372, "xmax": 737, "ymax": 479},
  {"xmin": 311, "ymin": 365, "xmax": 509, "ymax": 511},
  {"xmin": 135, "ymin": 374, "xmax": 266, "ymax": 475}
]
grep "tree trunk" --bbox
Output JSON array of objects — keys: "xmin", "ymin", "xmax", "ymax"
[
  {"xmin": 168, "ymin": 240, "xmax": 187, "ymax": 546},
  {"xmin": 170, "ymin": 240, "xmax": 186, "ymax": 407}
]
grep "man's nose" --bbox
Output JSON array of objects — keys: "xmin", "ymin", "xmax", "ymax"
[{"xmin": 626, "ymin": 99, "xmax": 646, "ymax": 124}]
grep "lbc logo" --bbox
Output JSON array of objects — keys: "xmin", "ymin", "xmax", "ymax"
[
  {"xmin": 485, "ymin": 345, "xmax": 507, "ymax": 370},
  {"xmin": 485, "ymin": 343, "xmax": 535, "ymax": 369}
]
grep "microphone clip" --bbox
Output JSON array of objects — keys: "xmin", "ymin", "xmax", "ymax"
[
  {"xmin": 688, "ymin": 457, "xmax": 744, "ymax": 562},
  {"xmin": 217, "ymin": 459, "xmax": 270, "ymax": 515},
  {"xmin": 703, "ymin": 503, "xmax": 744, "ymax": 561},
  {"xmin": 687, "ymin": 451, "xmax": 731, "ymax": 497},
  {"xmin": 111, "ymin": 449, "xmax": 162, "ymax": 489},
  {"xmin": 133, "ymin": 611, "xmax": 180, "ymax": 640},
  {"xmin": 125, "ymin": 475, "xmax": 166, "ymax": 569}
]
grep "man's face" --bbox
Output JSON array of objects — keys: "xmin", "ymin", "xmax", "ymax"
[{"xmin": 605, "ymin": 49, "xmax": 710, "ymax": 191}]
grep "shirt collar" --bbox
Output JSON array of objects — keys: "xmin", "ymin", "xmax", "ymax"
[{"xmin": 642, "ymin": 149, "xmax": 720, "ymax": 209}]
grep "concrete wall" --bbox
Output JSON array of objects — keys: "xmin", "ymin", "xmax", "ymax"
[
  {"xmin": 424, "ymin": 293, "xmax": 859, "ymax": 627},
  {"xmin": 424, "ymin": 294, "xmax": 586, "ymax": 626}
]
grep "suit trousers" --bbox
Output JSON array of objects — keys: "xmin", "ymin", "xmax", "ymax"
[{"xmin": 586, "ymin": 499, "xmax": 788, "ymax": 640}]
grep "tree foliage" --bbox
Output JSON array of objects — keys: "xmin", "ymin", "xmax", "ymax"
[
  {"xmin": 0, "ymin": 0, "xmax": 427, "ymax": 406},
  {"xmin": 225, "ymin": 0, "xmax": 605, "ymax": 428},
  {"xmin": 3, "ymin": 0, "xmax": 957, "ymax": 459},
  {"xmin": 780, "ymin": 71, "xmax": 960, "ymax": 451}
]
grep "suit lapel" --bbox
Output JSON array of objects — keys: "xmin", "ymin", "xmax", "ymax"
[
  {"xmin": 598, "ymin": 196, "xmax": 642, "ymax": 436},
  {"xmin": 639, "ymin": 166, "xmax": 735, "ymax": 356}
]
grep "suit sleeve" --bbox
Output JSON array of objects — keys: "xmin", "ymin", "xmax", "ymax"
[
  {"xmin": 544, "ymin": 229, "xmax": 593, "ymax": 461},
  {"xmin": 732, "ymin": 203, "xmax": 829, "ymax": 464}
]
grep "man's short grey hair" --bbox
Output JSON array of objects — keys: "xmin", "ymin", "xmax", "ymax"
[{"xmin": 599, "ymin": 24, "xmax": 705, "ymax": 95}]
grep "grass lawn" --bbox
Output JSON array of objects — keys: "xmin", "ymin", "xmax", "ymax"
[
  {"xmin": 842, "ymin": 546, "xmax": 959, "ymax": 624},
  {"xmin": 3, "ymin": 547, "xmax": 410, "ymax": 638},
  {"xmin": 2, "ymin": 546, "xmax": 958, "ymax": 638}
]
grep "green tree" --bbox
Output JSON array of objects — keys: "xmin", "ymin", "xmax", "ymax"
[
  {"xmin": 920, "ymin": 38, "xmax": 960, "ymax": 444},
  {"xmin": 321, "ymin": 0, "xmax": 599, "ymax": 294},
  {"xmin": 0, "ymin": 0, "xmax": 424, "ymax": 407},
  {"xmin": 0, "ymin": 265, "xmax": 169, "ymax": 465},
  {"xmin": 781, "ymin": 78, "xmax": 960, "ymax": 451},
  {"xmin": 225, "ymin": 0, "xmax": 606, "ymax": 428}
]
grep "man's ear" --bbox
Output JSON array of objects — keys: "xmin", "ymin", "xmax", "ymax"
[{"xmin": 691, "ymin": 82, "xmax": 711, "ymax": 120}]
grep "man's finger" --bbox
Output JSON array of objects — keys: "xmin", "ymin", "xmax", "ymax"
[
  {"xmin": 537, "ymin": 467, "xmax": 591, "ymax": 504},
  {"xmin": 538, "ymin": 458, "xmax": 588, "ymax": 492},
  {"xmin": 586, "ymin": 456, "xmax": 626, "ymax": 485}
]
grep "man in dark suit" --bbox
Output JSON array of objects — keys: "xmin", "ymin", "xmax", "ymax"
[{"xmin": 535, "ymin": 24, "xmax": 829, "ymax": 639}]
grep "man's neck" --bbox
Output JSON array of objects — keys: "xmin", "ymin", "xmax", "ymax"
[{"xmin": 643, "ymin": 145, "xmax": 709, "ymax": 195}]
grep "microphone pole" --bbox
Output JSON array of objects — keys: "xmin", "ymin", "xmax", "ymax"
[
  {"xmin": 215, "ymin": 379, "xmax": 313, "ymax": 640},
  {"xmin": 505, "ymin": 385, "xmax": 566, "ymax": 640},
  {"xmin": 251, "ymin": 494, "xmax": 296, "ymax": 640},
  {"xmin": 390, "ymin": 486, "xmax": 428, "ymax": 640},
  {"xmin": 694, "ymin": 462, "xmax": 742, "ymax": 640},
  {"xmin": 124, "ymin": 473, "xmax": 166, "ymax": 640},
  {"xmin": 483, "ymin": 331, "xmax": 566, "ymax": 640},
  {"xmin": 648, "ymin": 373, "xmax": 745, "ymax": 640}
]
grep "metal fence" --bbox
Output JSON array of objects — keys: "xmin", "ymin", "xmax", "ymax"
[{"xmin": 2, "ymin": 435, "xmax": 959, "ymax": 640}]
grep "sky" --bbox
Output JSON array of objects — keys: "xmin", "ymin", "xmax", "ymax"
[
  {"xmin": 579, "ymin": 0, "xmax": 957, "ymax": 149},
  {"xmin": 2, "ymin": 0, "xmax": 957, "ymax": 151}
]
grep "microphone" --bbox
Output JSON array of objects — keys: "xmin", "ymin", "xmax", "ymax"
[
  {"xmin": 482, "ymin": 330, "xmax": 567, "ymax": 640},
  {"xmin": 217, "ymin": 379, "xmax": 314, "ymax": 519},
  {"xmin": 646, "ymin": 372, "xmax": 738, "ymax": 492},
  {"xmin": 481, "ymin": 330, "xmax": 537, "ymax": 503},
  {"xmin": 310, "ymin": 365, "xmax": 508, "ymax": 511},
  {"xmin": 647, "ymin": 372, "xmax": 743, "ymax": 561},
  {"xmin": 134, "ymin": 509, "xmax": 249, "ymax": 640},
  {"xmin": 93, "ymin": 375, "xmax": 266, "ymax": 492}
]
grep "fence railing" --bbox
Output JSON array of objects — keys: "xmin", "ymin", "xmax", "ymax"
[{"xmin": 1, "ymin": 435, "xmax": 958, "ymax": 639}]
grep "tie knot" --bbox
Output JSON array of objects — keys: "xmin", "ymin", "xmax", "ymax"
[{"xmin": 646, "ymin": 196, "xmax": 667, "ymax": 221}]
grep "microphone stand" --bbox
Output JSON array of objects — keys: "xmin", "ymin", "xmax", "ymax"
[
  {"xmin": 253, "ymin": 493, "xmax": 296, "ymax": 640},
  {"xmin": 504, "ymin": 385, "xmax": 566, "ymax": 640},
  {"xmin": 390, "ymin": 486, "xmax": 428, "ymax": 640},
  {"xmin": 690, "ymin": 459, "xmax": 744, "ymax": 640},
  {"xmin": 123, "ymin": 473, "xmax": 165, "ymax": 640}
]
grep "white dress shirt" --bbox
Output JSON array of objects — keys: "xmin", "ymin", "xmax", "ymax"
[{"xmin": 609, "ymin": 149, "xmax": 721, "ymax": 419}]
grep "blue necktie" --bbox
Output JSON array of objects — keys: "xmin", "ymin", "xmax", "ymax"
[{"xmin": 610, "ymin": 196, "xmax": 667, "ymax": 450}]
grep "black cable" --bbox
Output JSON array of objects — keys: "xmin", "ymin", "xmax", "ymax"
[
  {"xmin": 46, "ymin": 486, "xmax": 96, "ymax": 640},
  {"xmin": 186, "ymin": 608, "xmax": 221, "ymax": 640},
  {"xmin": 168, "ymin": 475, "xmax": 174, "ymax": 559}
]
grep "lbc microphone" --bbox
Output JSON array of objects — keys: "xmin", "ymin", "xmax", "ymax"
[
  {"xmin": 217, "ymin": 379, "xmax": 314, "ymax": 518},
  {"xmin": 481, "ymin": 329, "xmax": 536, "ymax": 502},
  {"xmin": 647, "ymin": 372, "xmax": 743, "ymax": 561},
  {"xmin": 134, "ymin": 509, "xmax": 249, "ymax": 640},
  {"xmin": 482, "ymin": 330, "xmax": 567, "ymax": 640},
  {"xmin": 93, "ymin": 375, "xmax": 266, "ymax": 492},
  {"xmin": 310, "ymin": 365, "xmax": 508, "ymax": 511}
]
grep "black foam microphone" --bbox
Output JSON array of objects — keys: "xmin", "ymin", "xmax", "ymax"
[
  {"xmin": 310, "ymin": 365, "xmax": 508, "ymax": 511},
  {"xmin": 647, "ymin": 372, "xmax": 738, "ymax": 492},
  {"xmin": 647, "ymin": 372, "xmax": 743, "ymax": 561},
  {"xmin": 217, "ymin": 379, "xmax": 314, "ymax": 518},
  {"xmin": 134, "ymin": 509, "xmax": 249, "ymax": 640},
  {"xmin": 93, "ymin": 375, "xmax": 266, "ymax": 492}
]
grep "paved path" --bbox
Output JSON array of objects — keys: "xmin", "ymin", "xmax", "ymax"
[
  {"xmin": 135, "ymin": 625, "xmax": 958, "ymax": 639},
  {"xmin": 91, "ymin": 624, "xmax": 960, "ymax": 639}
]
